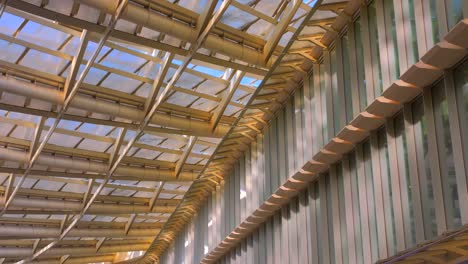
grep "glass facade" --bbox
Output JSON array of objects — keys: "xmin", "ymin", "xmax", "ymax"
[{"xmin": 160, "ymin": 1, "xmax": 468, "ymax": 263}]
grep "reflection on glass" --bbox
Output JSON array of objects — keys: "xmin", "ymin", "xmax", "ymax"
[{"xmin": 432, "ymin": 82, "xmax": 461, "ymax": 229}]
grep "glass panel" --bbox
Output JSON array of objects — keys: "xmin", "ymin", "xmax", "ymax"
[
  {"xmin": 291, "ymin": 98, "xmax": 298, "ymax": 172},
  {"xmin": 342, "ymin": 33, "xmax": 354, "ymax": 122},
  {"xmin": 354, "ymin": 18, "xmax": 367, "ymax": 110},
  {"xmin": 270, "ymin": 118, "xmax": 280, "ymax": 191},
  {"xmin": 316, "ymin": 182, "xmax": 324, "ymax": 264},
  {"xmin": 432, "ymin": 82, "xmax": 462, "ymax": 229},
  {"xmin": 325, "ymin": 174, "xmax": 335, "ymax": 264},
  {"xmin": 429, "ymin": 0, "xmax": 440, "ymax": 43},
  {"xmin": 368, "ymin": 2, "xmax": 384, "ymax": 96},
  {"xmin": 454, "ymin": 60, "xmax": 468, "ymax": 195},
  {"xmin": 448, "ymin": 0, "xmax": 464, "ymax": 29},
  {"xmin": 394, "ymin": 114, "xmax": 416, "ymax": 246},
  {"xmin": 378, "ymin": 128, "xmax": 397, "ymax": 255},
  {"xmin": 320, "ymin": 64, "xmax": 328, "ymax": 144},
  {"xmin": 412, "ymin": 97, "xmax": 437, "ymax": 239},
  {"xmin": 350, "ymin": 153, "xmax": 363, "ymax": 263},
  {"xmin": 363, "ymin": 141, "xmax": 379, "ymax": 261},
  {"xmin": 337, "ymin": 165, "xmax": 349, "ymax": 264},
  {"xmin": 331, "ymin": 49, "xmax": 341, "ymax": 134},
  {"xmin": 408, "ymin": 0, "xmax": 419, "ymax": 64},
  {"xmin": 384, "ymin": 0, "xmax": 400, "ymax": 79}
]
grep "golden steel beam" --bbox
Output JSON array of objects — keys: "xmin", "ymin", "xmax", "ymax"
[
  {"xmin": 8, "ymin": 3, "xmax": 130, "ymax": 262},
  {"xmin": 0, "ymin": 1, "xmax": 128, "ymax": 217},
  {"xmin": 78, "ymin": 0, "xmax": 265, "ymax": 66},
  {"xmin": 263, "ymin": 0, "xmax": 302, "ymax": 62},
  {"xmin": 0, "ymin": 75, "xmax": 229, "ymax": 138},
  {"xmin": 144, "ymin": 52, "xmax": 174, "ymax": 113},
  {"xmin": 210, "ymin": 70, "xmax": 246, "ymax": 132},
  {"xmin": 5, "ymin": 3, "xmax": 268, "ymax": 76},
  {"xmin": 63, "ymin": 30, "xmax": 89, "ymax": 97}
]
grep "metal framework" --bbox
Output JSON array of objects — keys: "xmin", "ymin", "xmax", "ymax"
[{"xmin": 0, "ymin": 0, "xmax": 336, "ymax": 263}]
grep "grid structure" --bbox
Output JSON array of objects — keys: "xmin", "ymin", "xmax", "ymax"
[{"xmin": 0, "ymin": 0, "xmax": 342, "ymax": 263}]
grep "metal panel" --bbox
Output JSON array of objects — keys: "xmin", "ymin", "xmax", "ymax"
[
  {"xmin": 423, "ymin": 85, "xmax": 448, "ymax": 234},
  {"xmin": 403, "ymin": 103, "xmax": 426, "ymax": 242},
  {"xmin": 342, "ymin": 157, "xmax": 357, "ymax": 264},
  {"xmin": 329, "ymin": 166, "xmax": 343, "ymax": 264},
  {"xmin": 386, "ymin": 119, "xmax": 406, "ymax": 252},
  {"xmin": 444, "ymin": 70, "xmax": 468, "ymax": 224},
  {"xmin": 355, "ymin": 145, "xmax": 372, "ymax": 263}
]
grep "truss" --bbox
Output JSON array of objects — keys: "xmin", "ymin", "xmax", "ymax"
[{"xmin": 0, "ymin": 0, "xmax": 349, "ymax": 263}]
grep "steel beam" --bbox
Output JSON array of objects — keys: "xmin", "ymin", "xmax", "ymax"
[
  {"xmin": 211, "ymin": 70, "xmax": 246, "ymax": 131},
  {"xmin": 263, "ymin": 0, "xmax": 302, "ymax": 62},
  {"xmin": 0, "ymin": 243, "xmax": 150, "ymax": 258},
  {"xmin": 0, "ymin": 75, "xmax": 229, "ymax": 138},
  {"xmin": 1, "ymin": 196, "xmax": 175, "ymax": 214},
  {"xmin": 78, "ymin": 0, "xmax": 265, "ymax": 66},
  {"xmin": 0, "ymin": 148, "xmax": 198, "ymax": 182},
  {"xmin": 0, "ymin": 0, "xmax": 129, "ymax": 223}
]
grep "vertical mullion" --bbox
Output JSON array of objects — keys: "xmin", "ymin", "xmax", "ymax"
[
  {"xmin": 319, "ymin": 177, "xmax": 331, "ymax": 264},
  {"xmin": 297, "ymin": 191, "xmax": 309, "ymax": 261},
  {"xmin": 278, "ymin": 110, "xmax": 287, "ymax": 183},
  {"xmin": 303, "ymin": 76, "xmax": 314, "ymax": 161},
  {"xmin": 288, "ymin": 198, "xmax": 299, "ymax": 264},
  {"xmin": 307, "ymin": 183, "xmax": 319, "ymax": 264},
  {"xmin": 386, "ymin": 119, "xmax": 406, "ymax": 251},
  {"xmin": 245, "ymin": 146, "xmax": 252, "ymax": 216},
  {"xmin": 393, "ymin": 0, "xmax": 409, "ymax": 73},
  {"xmin": 395, "ymin": 115, "xmax": 414, "ymax": 247},
  {"xmin": 208, "ymin": 191, "xmax": 213, "ymax": 252},
  {"xmin": 360, "ymin": 6, "xmax": 376, "ymax": 102},
  {"xmin": 335, "ymin": 38, "xmax": 347, "ymax": 129},
  {"xmin": 251, "ymin": 141, "xmax": 258, "ymax": 210},
  {"xmin": 259, "ymin": 224, "xmax": 266, "ymax": 264},
  {"xmin": 423, "ymin": 87, "xmax": 448, "ymax": 234},
  {"xmin": 422, "ymin": 0, "xmax": 436, "ymax": 48},
  {"xmin": 286, "ymin": 100, "xmax": 295, "ymax": 176},
  {"xmin": 330, "ymin": 166, "xmax": 343, "ymax": 264},
  {"xmin": 370, "ymin": 133, "xmax": 388, "ymax": 258},
  {"xmin": 273, "ymin": 213, "xmax": 281, "ymax": 264},
  {"xmin": 235, "ymin": 160, "xmax": 240, "ymax": 227},
  {"xmin": 253, "ymin": 229, "xmax": 259, "ymax": 264},
  {"xmin": 294, "ymin": 91, "xmax": 304, "ymax": 168},
  {"xmin": 265, "ymin": 218, "xmax": 273, "ymax": 264},
  {"xmin": 281, "ymin": 206, "xmax": 290, "ymax": 263},
  {"xmin": 436, "ymin": 0, "xmax": 449, "ymax": 38},
  {"xmin": 412, "ymin": 99, "xmax": 435, "ymax": 239},
  {"xmin": 229, "ymin": 168, "xmax": 234, "ymax": 234},
  {"xmin": 378, "ymin": 130, "xmax": 396, "ymax": 256},
  {"xmin": 342, "ymin": 157, "xmax": 357, "ymax": 264},
  {"xmin": 403, "ymin": 104, "xmax": 426, "ymax": 242},
  {"xmin": 464, "ymin": 0, "xmax": 468, "ymax": 18},
  {"xmin": 240, "ymin": 153, "xmax": 246, "ymax": 221},
  {"xmin": 324, "ymin": 51, "xmax": 335, "ymax": 142},
  {"xmin": 264, "ymin": 130, "xmax": 271, "ymax": 200},
  {"xmin": 347, "ymin": 23, "xmax": 361, "ymax": 117},
  {"xmin": 375, "ymin": 0, "xmax": 392, "ymax": 89},
  {"xmin": 363, "ymin": 141, "xmax": 379, "ymax": 261},
  {"xmin": 356, "ymin": 145, "xmax": 372, "ymax": 263},
  {"xmin": 444, "ymin": 70, "xmax": 468, "ymax": 224},
  {"xmin": 413, "ymin": 0, "xmax": 429, "ymax": 55},
  {"xmin": 218, "ymin": 184, "xmax": 223, "ymax": 249},
  {"xmin": 258, "ymin": 135, "xmax": 265, "ymax": 207},
  {"xmin": 220, "ymin": 181, "xmax": 225, "ymax": 239},
  {"xmin": 270, "ymin": 119, "xmax": 279, "ymax": 192},
  {"xmin": 313, "ymin": 64, "xmax": 324, "ymax": 152}
]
